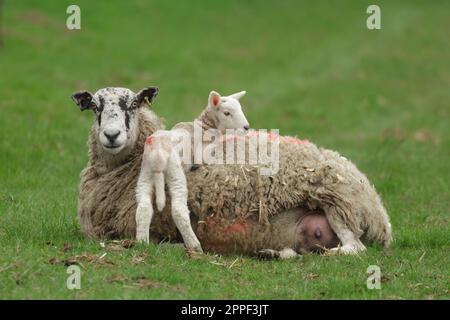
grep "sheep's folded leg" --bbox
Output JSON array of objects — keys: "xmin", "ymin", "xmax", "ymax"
[
  {"xmin": 257, "ymin": 248, "xmax": 299, "ymax": 260},
  {"xmin": 325, "ymin": 208, "xmax": 366, "ymax": 255}
]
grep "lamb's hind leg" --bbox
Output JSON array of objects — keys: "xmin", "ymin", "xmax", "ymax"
[
  {"xmin": 325, "ymin": 207, "xmax": 366, "ymax": 255},
  {"xmin": 166, "ymin": 154, "xmax": 203, "ymax": 253},
  {"xmin": 135, "ymin": 167, "xmax": 154, "ymax": 243}
]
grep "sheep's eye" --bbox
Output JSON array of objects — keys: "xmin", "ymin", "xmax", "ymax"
[
  {"xmin": 90, "ymin": 101, "xmax": 97, "ymax": 109},
  {"xmin": 132, "ymin": 100, "xmax": 138, "ymax": 108},
  {"xmin": 224, "ymin": 111, "xmax": 231, "ymax": 116}
]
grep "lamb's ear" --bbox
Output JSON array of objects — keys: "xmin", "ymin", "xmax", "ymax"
[
  {"xmin": 71, "ymin": 91, "xmax": 94, "ymax": 111},
  {"xmin": 208, "ymin": 91, "xmax": 221, "ymax": 108},
  {"xmin": 135, "ymin": 86, "xmax": 159, "ymax": 107},
  {"xmin": 229, "ymin": 90, "xmax": 246, "ymax": 100}
]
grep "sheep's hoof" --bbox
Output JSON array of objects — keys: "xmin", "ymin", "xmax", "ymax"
[
  {"xmin": 328, "ymin": 244, "xmax": 366, "ymax": 256},
  {"xmin": 257, "ymin": 249, "xmax": 281, "ymax": 260}
]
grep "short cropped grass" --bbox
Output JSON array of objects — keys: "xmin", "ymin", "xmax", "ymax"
[{"xmin": 0, "ymin": 0, "xmax": 448, "ymax": 299}]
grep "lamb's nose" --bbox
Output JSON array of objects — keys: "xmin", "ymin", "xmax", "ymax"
[
  {"xmin": 243, "ymin": 125, "xmax": 250, "ymax": 131},
  {"xmin": 104, "ymin": 130, "xmax": 120, "ymax": 143}
]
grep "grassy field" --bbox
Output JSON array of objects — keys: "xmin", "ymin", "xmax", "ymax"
[{"xmin": 0, "ymin": 0, "xmax": 449, "ymax": 299}]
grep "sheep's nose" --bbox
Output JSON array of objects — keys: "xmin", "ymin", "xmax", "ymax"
[
  {"xmin": 104, "ymin": 130, "xmax": 120, "ymax": 143},
  {"xmin": 243, "ymin": 125, "xmax": 250, "ymax": 131}
]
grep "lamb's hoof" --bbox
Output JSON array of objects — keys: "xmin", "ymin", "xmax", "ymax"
[
  {"xmin": 257, "ymin": 249, "xmax": 280, "ymax": 260},
  {"xmin": 156, "ymin": 202, "xmax": 165, "ymax": 212},
  {"xmin": 136, "ymin": 232, "xmax": 150, "ymax": 244},
  {"xmin": 186, "ymin": 247, "xmax": 204, "ymax": 259},
  {"xmin": 328, "ymin": 244, "xmax": 366, "ymax": 256}
]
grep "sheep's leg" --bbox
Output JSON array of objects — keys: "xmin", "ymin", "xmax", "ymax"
[
  {"xmin": 257, "ymin": 248, "xmax": 299, "ymax": 260},
  {"xmin": 325, "ymin": 208, "xmax": 366, "ymax": 255},
  {"xmin": 166, "ymin": 154, "xmax": 203, "ymax": 253},
  {"xmin": 135, "ymin": 167, "xmax": 154, "ymax": 243}
]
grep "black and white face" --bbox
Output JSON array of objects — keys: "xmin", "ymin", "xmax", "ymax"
[{"xmin": 71, "ymin": 86, "xmax": 158, "ymax": 154}]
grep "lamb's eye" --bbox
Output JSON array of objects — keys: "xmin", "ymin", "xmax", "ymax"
[
  {"xmin": 132, "ymin": 101, "xmax": 138, "ymax": 108},
  {"xmin": 224, "ymin": 111, "xmax": 231, "ymax": 116},
  {"xmin": 90, "ymin": 101, "xmax": 97, "ymax": 109}
]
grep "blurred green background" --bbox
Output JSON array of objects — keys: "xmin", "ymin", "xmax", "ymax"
[{"xmin": 0, "ymin": 0, "xmax": 448, "ymax": 299}]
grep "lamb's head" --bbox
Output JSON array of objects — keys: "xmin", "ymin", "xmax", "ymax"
[
  {"xmin": 207, "ymin": 90, "xmax": 250, "ymax": 133},
  {"xmin": 71, "ymin": 86, "xmax": 159, "ymax": 155}
]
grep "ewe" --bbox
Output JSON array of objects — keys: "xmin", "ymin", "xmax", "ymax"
[
  {"xmin": 72, "ymin": 86, "xmax": 392, "ymax": 258},
  {"xmin": 135, "ymin": 91, "xmax": 250, "ymax": 253}
]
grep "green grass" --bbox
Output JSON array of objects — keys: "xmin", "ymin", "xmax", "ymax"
[{"xmin": 0, "ymin": 0, "xmax": 449, "ymax": 299}]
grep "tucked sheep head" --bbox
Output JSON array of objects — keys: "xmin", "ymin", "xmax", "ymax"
[
  {"xmin": 71, "ymin": 86, "xmax": 159, "ymax": 155},
  {"xmin": 208, "ymin": 90, "xmax": 250, "ymax": 133}
]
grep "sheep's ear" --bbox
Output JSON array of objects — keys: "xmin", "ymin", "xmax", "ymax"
[
  {"xmin": 135, "ymin": 86, "xmax": 159, "ymax": 107},
  {"xmin": 71, "ymin": 91, "xmax": 94, "ymax": 111},
  {"xmin": 229, "ymin": 90, "xmax": 246, "ymax": 101},
  {"xmin": 208, "ymin": 91, "xmax": 221, "ymax": 108}
]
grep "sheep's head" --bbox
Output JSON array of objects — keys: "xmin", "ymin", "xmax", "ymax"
[
  {"xmin": 71, "ymin": 87, "xmax": 159, "ymax": 155},
  {"xmin": 207, "ymin": 90, "xmax": 250, "ymax": 133}
]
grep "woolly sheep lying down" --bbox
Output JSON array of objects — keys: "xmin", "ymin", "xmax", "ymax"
[
  {"xmin": 71, "ymin": 86, "xmax": 392, "ymax": 258},
  {"xmin": 135, "ymin": 90, "xmax": 249, "ymax": 253}
]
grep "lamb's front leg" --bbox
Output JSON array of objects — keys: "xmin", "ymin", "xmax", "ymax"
[
  {"xmin": 135, "ymin": 168, "xmax": 154, "ymax": 243},
  {"xmin": 166, "ymin": 155, "xmax": 203, "ymax": 253}
]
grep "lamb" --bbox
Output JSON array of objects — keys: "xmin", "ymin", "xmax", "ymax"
[
  {"xmin": 135, "ymin": 91, "xmax": 250, "ymax": 253},
  {"xmin": 73, "ymin": 86, "xmax": 392, "ymax": 258}
]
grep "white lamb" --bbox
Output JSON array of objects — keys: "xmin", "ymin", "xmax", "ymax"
[{"xmin": 135, "ymin": 90, "xmax": 249, "ymax": 253}]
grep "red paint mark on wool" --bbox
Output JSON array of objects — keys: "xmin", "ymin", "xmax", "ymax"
[
  {"xmin": 145, "ymin": 136, "xmax": 153, "ymax": 145},
  {"xmin": 223, "ymin": 221, "xmax": 247, "ymax": 235},
  {"xmin": 221, "ymin": 131, "xmax": 309, "ymax": 145},
  {"xmin": 281, "ymin": 136, "xmax": 309, "ymax": 145}
]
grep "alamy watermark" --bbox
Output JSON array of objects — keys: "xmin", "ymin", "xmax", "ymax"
[
  {"xmin": 65, "ymin": 4, "xmax": 382, "ymax": 32},
  {"xmin": 366, "ymin": 5, "xmax": 381, "ymax": 30},
  {"xmin": 366, "ymin": 265, "xmax": 381, "ymax": 289},
  {"xmin": 162, "ymin": 127, "xmax": 281, "ymax": 176},
  {"xmin": 66, "ymin": 5, "xmax": 81, "ymax": 30},
  {"xmin": 66, "ymin": 265, "xmax": 81, "ymax": 290}
]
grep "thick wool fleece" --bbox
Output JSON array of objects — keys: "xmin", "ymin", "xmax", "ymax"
[
  {"xmin": 187, "ymin": 133, "xmax": 391, "ymax": 253},
  {"xmin": 78, "ymin": 110, "xmax": 391, "ymax": 254}
]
